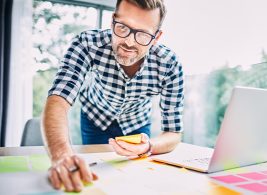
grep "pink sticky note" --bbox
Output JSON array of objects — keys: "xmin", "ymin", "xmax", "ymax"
[
  {"xmin": 211, "ymin": 175, "xmax": 248, "ymax": 184},
  {"xmin": 237, "ymin": 172, "xmax": 267, "ymax": 180},
  {"xmin": 237, "ymin": 183, "xmax": 267, "ymax": 193}
]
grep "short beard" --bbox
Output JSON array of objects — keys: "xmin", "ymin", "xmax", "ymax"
[
  {"xmin": 112, "ymin": 45, "xmax": 139, "ymax": 66},
  {"xmin": 114, "ymin": 53, "xmax": 137, "ymax": 66}
]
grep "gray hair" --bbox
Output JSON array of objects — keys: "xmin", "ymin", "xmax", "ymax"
[{"xmin": 115, "ymin": 0, "xmax": 166, "ymax": 28}]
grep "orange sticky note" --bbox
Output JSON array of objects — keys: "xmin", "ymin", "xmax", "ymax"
[{"xmin": 115, "ymin": 134, "xmax": 142, "ymax": 144}]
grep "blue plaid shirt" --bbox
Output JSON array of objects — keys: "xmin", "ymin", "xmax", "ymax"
[{"xmin": 49, "ymin": 29, "xmax": 184, "ymax": 135}]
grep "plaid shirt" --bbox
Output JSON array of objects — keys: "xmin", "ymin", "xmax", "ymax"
[{"xmin": 49, "ymin": 29, "xmax": 184, "ymax": 135}]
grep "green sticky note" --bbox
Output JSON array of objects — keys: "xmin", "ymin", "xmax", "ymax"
[
  {"xmin": 0, "ymin": 156, "xmax": 29, "ymax": 173},
  {"xmin": 65, "ymin": 183, "xmax": 95, "ymax": 195},
  {"xmin": 20, "ymin": 192, "xmax": 64, "ymax": 195},
  {"xmin": 223, "ymin": 160, "xmax": 240, "ymax": 171},
  {"xmin": 104, "ymin": 158, "xmax": 130, "ymax": 169},
  {"xmin": 29, "ymin": 154, "xmax": 51, "ymax": 171}
]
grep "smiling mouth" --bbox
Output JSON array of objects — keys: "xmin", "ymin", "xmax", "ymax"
[{"xmin": 119, "ymin": 45, "xmax": 137, "ymax": 53}]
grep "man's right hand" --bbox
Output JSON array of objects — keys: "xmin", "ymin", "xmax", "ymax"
[{"xmin": 48, "ymin": 154, "xmax": 98, "ymax": 192}]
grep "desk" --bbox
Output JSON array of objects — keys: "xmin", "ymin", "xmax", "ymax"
[
  {"xmin": 1, "ymin": 145, "xmax": 267, "ymax": 195},
  {"xmin": 0, "ymin": 145, "xmax": 113, "ymax": 156}
]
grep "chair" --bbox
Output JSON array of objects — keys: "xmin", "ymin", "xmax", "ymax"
[{"xmin": 20, "ymin": 118, "xmax": 44, "ymax": 146}]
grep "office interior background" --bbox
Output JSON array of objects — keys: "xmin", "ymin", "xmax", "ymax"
[{"xmin": 1, "ymin": 0, "xmax": 267, "ymax": 147}]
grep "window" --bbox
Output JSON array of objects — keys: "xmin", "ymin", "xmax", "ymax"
[
  {"xmin": 32, "ymin": 0, "xmax": 115, "ymax": 144},
  {"xmin": 162, "ymin": 0, "xmax": 267, "ymax": 147},
  {"xmin": 102, "ymin": 10, "xmax": 113, "ymax": 30},
  {"xmin": 6, "ymin": 0, "xmax": 267, "ymax": 147},
  {"xmin": 32, "ymin": 1, "xmax": 100, "ymax": 144},
  {"xmin": 6, "ymin": 0, "xmax": 115, "ymax": 146}
]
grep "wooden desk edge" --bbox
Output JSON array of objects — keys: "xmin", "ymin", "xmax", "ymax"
[{"xmin": 0, "ymin": 144, "xmax": 114, "ymax": 156}]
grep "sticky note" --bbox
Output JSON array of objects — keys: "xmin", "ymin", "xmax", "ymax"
[
  {"xmin": 115, "ymin": 134, "xmax": 142, "ymax": 144},
  {"xmin": 29, "ymin": 155, "xmax": 51, "ymax": 171},
  {"xmin": 237, "ymin": 172, "xmax": 267, "ymax": 180},
  {"xmin": 222, "ymin": 161, "xmax": 240, "ymax": 171},
  {"xmin": 65, "ymin": 184, "xmax": 107, "ymax": 195},
  {"xmin": 75, "ymin": 187, "xmax": 106, "ymax": 195},
  {"xmin": 208, "ymin": 186, "xmax": 241, "ymax": 195},
  {"xmin": 224, "ymin": 167, "xmax": 248, "ymax": 174},
  {"xmin": 20, "ymin": 192, "xmax": 63, "ymax": 195},
  {"xmin": 104, "ymin": 158, "xmax": 130, "ymax": 169},
  {"xmin": 211, "ymin": 175, "xmax": 248, "ymax": 184},
  {"xmin": 237, "ymin": 183, "xmax": 267, "ymax": 193},
  {"xmin": 0, "ymin": 156, "xmax": 29, "ymax": 173}
]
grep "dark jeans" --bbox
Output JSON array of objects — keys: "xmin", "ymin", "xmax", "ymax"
[{"xmin": 80, "ymin": 110, "xmax": 151, "ymax": 144}]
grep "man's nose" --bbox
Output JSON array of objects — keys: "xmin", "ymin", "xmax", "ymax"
[{"xmin": 124, "ymin": 32, "xmax": 135, "ymax": 47}]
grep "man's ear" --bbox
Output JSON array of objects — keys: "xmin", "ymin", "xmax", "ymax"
[
  {"xmin": 152, "ymin": 30, "xmax": 163, "ymax": 45},
  {"xmin": 111, "ymin": 13, "xmax": 116, "ymax": 29}
]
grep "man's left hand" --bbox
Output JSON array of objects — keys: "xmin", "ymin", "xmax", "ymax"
[{"xmin": 109, "ymin": 133, "xmax": 150, "ymax": 157}]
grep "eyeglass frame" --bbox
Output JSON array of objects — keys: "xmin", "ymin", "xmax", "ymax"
[{"xmin": 112, "ymin": 19, "xmax": 159, "ymax": 46}]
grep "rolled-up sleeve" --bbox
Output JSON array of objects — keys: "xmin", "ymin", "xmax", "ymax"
[
  {"xmin": 48, "ymin": 34, "xmax": 92, "ymax": 105},
  {"xmin": 160, "ymin": 61, "xmax": 184, "ymax": 132}
]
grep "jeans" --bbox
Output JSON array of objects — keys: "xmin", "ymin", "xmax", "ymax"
[{"xmin": 80, "ymin": 110, "xmax": 151, "ymax": 144}]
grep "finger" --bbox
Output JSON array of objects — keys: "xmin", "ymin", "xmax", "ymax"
[
  {"xmin": 141, "ymin": 133, "xmax": 149, "ymax": 143},
  {"xmin": 73, "ymin": 155, "xmax": 93, "ymax": 183},
  {"xmin": 116, "ymin": 136, "xmax": 150, "ymax": 155},
  {"xmin": 69, "ymin": 170, "xmax": 83, "ymax": 192},
  {"xmin": 49, "ymin": 168, "xmax": 61, "ymax": 189},
  {"xmin": 128, "ymin": 155, "xmax": 140, "ymax": 160},
  {"xmin": 92, "ymin": 172, "xmax": 98, "ymax": 180},
  {"xmin": 62, "ymin": 156, "xmax": 84, "ymax": 192},
  {"xmin": 56, "ymin": 165, "xmax": 74, "ymax": 192},
  {"xmin": 109, "ymin": 139, "xmax": 136, "ymax": 156},
  {"xmin": 117, "ymin": 140, "xmax": 148, "ymax": 155},
  {"xmin": 109, "ymin": 138, "xmax": 131, "ymax": 155},
  {"xmin": 116, "ymin": 140, "xmax": 138, "ymax": 153}
]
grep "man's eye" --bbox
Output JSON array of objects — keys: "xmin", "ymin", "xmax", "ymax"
[
  {"xmin": 118, "ymin": 25, "xmax": 127, "ymax": 31},
  {"xmin": 138, "ymin": 33, "xmax": 150, "ymax": 39}
]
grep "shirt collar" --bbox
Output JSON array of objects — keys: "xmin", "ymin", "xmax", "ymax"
[{"xmin": 114, "ymin": 55, "xmax": 148, "ymax": 81}]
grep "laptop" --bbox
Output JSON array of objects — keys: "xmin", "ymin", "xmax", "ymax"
[{"xmin": 151, "ymin": 86, "xmax": 267, "ymax": 173}]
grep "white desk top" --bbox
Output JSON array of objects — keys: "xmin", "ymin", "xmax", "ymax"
[{"xmin": 1, "ymin": 145, "xmax": 267, "ymax": 195}]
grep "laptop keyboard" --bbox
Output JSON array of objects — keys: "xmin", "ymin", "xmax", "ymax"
[{"xmin": 183, "ymin": 157, "xmax": 210, "ymax": 166}]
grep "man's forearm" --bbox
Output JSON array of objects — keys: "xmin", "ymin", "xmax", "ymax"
[
  {"xmin": 42, "ymin": 95, "xmax": 73, "ymax": 162},
  {"xmin": 150, "ymin": 131, "xmax": 182, "ymax": 154}
]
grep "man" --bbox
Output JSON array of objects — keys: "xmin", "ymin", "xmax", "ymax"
[{"xmin": 42, "ymin": 0, "xmax": 184, "ymax": 192}]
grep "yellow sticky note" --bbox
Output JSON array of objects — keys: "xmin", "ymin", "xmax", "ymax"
[
  {"xmin": 207, "ymin": 186, "xmax": 241, "ymax": 195},
  {"xmin": 115, "ymin": 134, "xmax": 142, "ymax": 144}
]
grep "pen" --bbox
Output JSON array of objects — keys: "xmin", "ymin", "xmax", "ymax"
[
  {"xmin": 89, "ymin": 162, "xmax": 97, "ymax": 167},
  {"xmin": 69, "ymin": 162, "xmax": 97, "ymax": 173}
]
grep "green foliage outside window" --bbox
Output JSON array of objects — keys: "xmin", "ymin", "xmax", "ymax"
[
  {"xmin": 205, "ymin": 59, "xmax": 267, "ymax": 147},
  {"xmin": 32, "ymin": 1, "xmax": 97, "ymax": 144},
  {"xmin": 32, "ymin": 1, "xmax": 267, "ymax": 146}
]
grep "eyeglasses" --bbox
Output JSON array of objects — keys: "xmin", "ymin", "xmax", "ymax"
[{"xmin": 112, "ymin": 20, "xmax": 158, "ymax": 46}]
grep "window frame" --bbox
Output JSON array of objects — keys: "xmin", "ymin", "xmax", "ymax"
[{"xmin": 37, "ymin": 0, "xmax": 115, "ymax": 28}]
